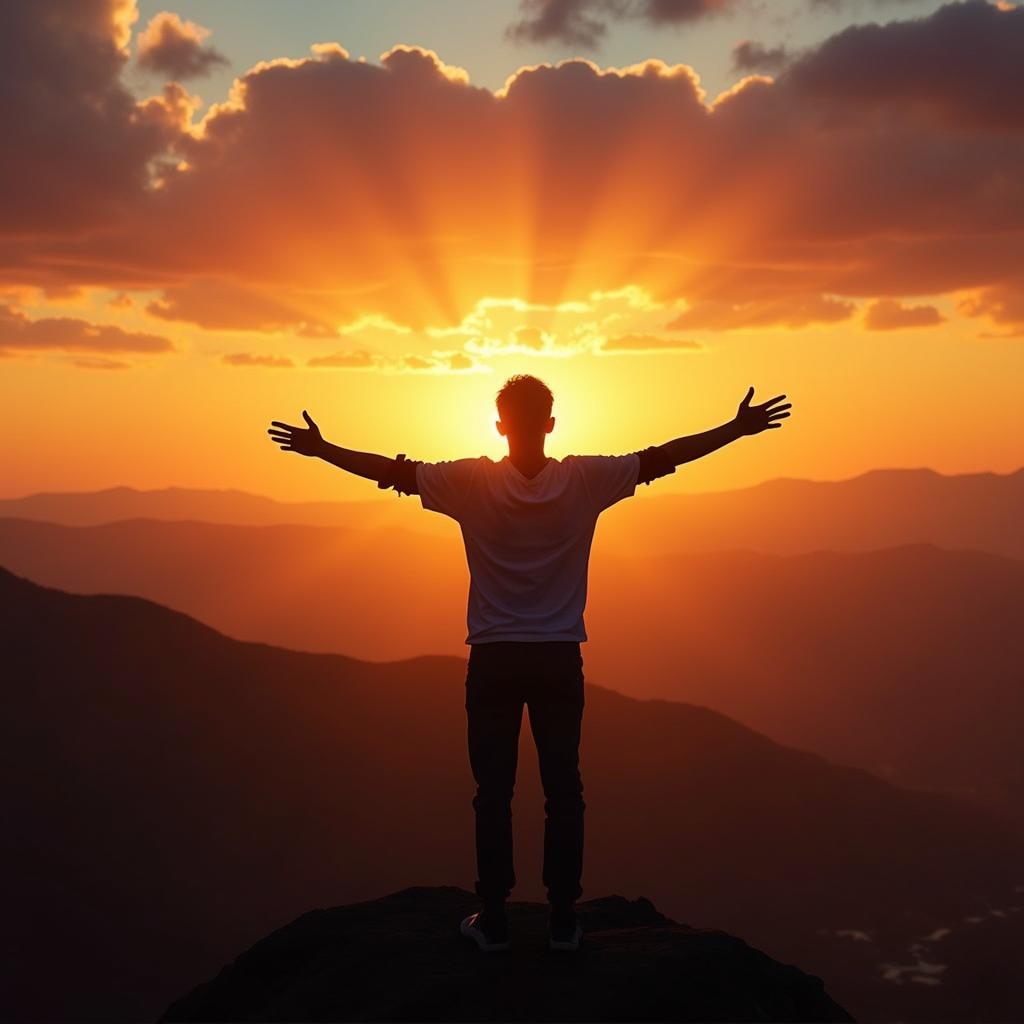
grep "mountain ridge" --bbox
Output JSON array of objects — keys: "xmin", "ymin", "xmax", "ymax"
[
  {"xmin": 3, "ymin": 566, "xmax": 1022, "ymax": 1022},
  {"xmin": 2, "ymin": 520, "xmax": 1021, "ymax": 828}
]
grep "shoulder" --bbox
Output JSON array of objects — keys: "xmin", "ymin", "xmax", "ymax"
[
  {"xmin": 416, "ymin": 455, "xmax": 491, "ymax": 483},
  {"xmin": 562, "ymin": 452, "xmax": 639, "ymax": 470},
  {"xmin": 419, "ymin": 455, "xmax": 491, "ymax": 471}
]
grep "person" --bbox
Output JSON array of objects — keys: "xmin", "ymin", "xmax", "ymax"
[{"xmin": 267, "ymin": 374, "xmax": 791, "ymax": 953}]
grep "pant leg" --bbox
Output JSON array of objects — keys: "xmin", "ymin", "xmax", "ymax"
[
  {"xmin": 465, "ymin": 643, "xmax": 526, "ymax": 903},
  {"xmin": 525, "ymin": 642, "xmax": 586, "ymax": 907}
]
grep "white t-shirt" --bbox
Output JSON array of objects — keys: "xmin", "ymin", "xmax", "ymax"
[{"xmin": 416, "ymin": 453, "xmax": 640, "ymax": 644}]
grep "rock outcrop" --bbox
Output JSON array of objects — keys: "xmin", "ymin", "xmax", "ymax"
[{"xmin": 161, "ymin": 886, "xmax": 854, "ymax": 1022}]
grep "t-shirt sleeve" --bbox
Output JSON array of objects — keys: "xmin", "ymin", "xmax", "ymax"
[
  {"xmin": 572, "ymin": 453, "xmax": 641, "ymax": 514},
  {"xmin": 416, "ymin": 457, "xmax": 482, "ymax": 520}
]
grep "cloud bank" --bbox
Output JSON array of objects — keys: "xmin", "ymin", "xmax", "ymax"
[{"xmin": 1, "ymin": 0, "xmax": 1022, "ymax": 364}]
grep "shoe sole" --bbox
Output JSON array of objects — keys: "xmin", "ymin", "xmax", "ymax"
[{"xmin": 460, "ymin": 914, "xmax": 511, "ymax": 952}]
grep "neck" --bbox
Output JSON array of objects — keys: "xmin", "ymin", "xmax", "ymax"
[{"xmin": 506, "ymin": 436, "xmax": 548, "ymax": 478}]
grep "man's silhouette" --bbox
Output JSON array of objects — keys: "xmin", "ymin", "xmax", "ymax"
[{"xmin": 268, "ymin": 374, "xmax": 791, "ymax": 952}]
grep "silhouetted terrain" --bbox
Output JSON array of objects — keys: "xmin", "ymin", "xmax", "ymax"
[
  {"xmin": 601, "ymin": 467, "xmax": 1024, "ymax": 561},
  {"xmin": 2, "ymin": 518, "xmax": 1022, "ymax": 826},
  {"xmin": 0, "ymin": 484, "xmax": 445, "ymax": 533},
  {"xmin": 161, "ymin": 887, "xmax": 854, "ymax": 1023},
  {"xmin": 2, "ymin": 568, "xmax": 1022, "ymax": 1022},
  {"xmin": 3, "ymin": 467, "xmax": 1022, "ymax": 556}
]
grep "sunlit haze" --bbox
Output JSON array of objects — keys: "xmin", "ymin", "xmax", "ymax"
[{"xmin": 2, "ymin": 0, "xmax": 1022, "ymax": 501}]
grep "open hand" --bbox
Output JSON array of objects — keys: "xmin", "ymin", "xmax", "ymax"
[
  {"xmin": 734, "ymin": 388, "xmax": 791, "ymax": 435},
  {"xmin": 267, "ymin": 410, "xmax": 325, "ymax": 457}
]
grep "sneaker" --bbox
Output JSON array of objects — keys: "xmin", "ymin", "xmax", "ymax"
[
  {"xmin": 460, "ymin": 910, "xmax": 511, "ymax": 952},
  {"xmin": 548, "ymin": 909, "xmax": 582, "ymax": 952}
]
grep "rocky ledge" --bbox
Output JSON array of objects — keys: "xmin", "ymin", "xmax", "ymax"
[{"xmin": 161, "ymin": 886, "xmax": 854, "ymax": 1022}]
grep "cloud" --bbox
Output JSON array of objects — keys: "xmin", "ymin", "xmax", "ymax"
[
  {"xmin": 70, "ymin": 355, "xmax": 132, "ymax": 370},
  {"xmin": 958, "ymin": 277, "xmax": 1024, "ymax": 335},
  {"xmin": 0, "ymin": 0, "xmax": 174, "ymax": 235},
  {"xmin": 667, "ymin": 295, "xmax": 855, "ymax": 331},
  {"xmin": 307, "ymin": 350, "xmax": 376, "ymax": 369},
  {"xmin": 732, "ymin": 40, "xmax": 790, "ymax": 73},
  {"xmin": 2, "ymin": 0, "xmax": 1023, "ymax": 346},
  {"xmin": 0, "ymin": 304, "xmax": 175, "ymax": 355},
  {"xmin": 221, "ymin": 352, "xmax": 294, "ymax": 368},
  {"xmin": 506, "ymin": 0, "xmax": 737, "ymax": 47},
  {"xmin": 863, "ymin": 299, "xmax": 946, "ymax": 330},
  {"xmin": 399, "ymin": 351, "xmax": 482, "ymax": 373},
  {"xmin": 146, "ymin": 280, "xmax": 340, "ymax": 334},
  {"xmin": 135, "ymin": 11, "xmax": 227, "ymax": 79},
  {"xmin": 783, "ymin": 0, "xmax": 1024, "ymax": 132},
  {"xmin": 600, "ymin": 333, "xmax": 702, "ymax": 351},
  {"xmin": 306, "ymin": 348, "xmax": 483, "ymax": 373}
]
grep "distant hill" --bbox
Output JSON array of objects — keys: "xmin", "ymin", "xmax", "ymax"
[
  {"xmin": 0, "ymin": 483, "xmax": 445, "ymax": 534},
  {"xmin": 3, "ymin": 466, "xmax": 1023, "ymax": 557},
  {"xmin": 160, "ymin": 887, "xmax": 853, "ymax": 1023},
  {"xmin": 602, "ymin": 466, "xmax": 1024, "ymax": 560},
  {"xmin": 2, "ymin": 568, "xmax": 1021, "ymax": 1023},
  {"xmin": 2, "ymin": 518, "xmax": 1021, "ymax": 826},
  {"xmin": 587, "ymin": 543, "xmax": 1024, "ymax": 827}
]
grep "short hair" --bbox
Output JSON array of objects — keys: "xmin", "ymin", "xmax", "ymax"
[{"xmin": 495, "ymin": 374, "xmax": 553, "ymax": 429}]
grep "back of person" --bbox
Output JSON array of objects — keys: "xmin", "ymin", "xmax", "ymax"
[
  {"xmin": 416, "ymin": 452, "xmax": 640, "ymax": 644},
  {"xmin": 267, "ymin": 370, "xmax": 790, "ymax": 953}
]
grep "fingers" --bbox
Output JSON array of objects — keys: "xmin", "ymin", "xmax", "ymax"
[
  {"xmin": 760, "ymin": 394, "xmax": 788, "ymax": 409},
  {"xmin": 767, "ymin": 410, "xmax": 790, "ymax": 421},
  {"xmin": 740, "ymin": 386, "xmax": 754, "ymax": 407},
  {"xmin": 302, "ymin": 410, "xmax": 317, "ymax": 428},
  {"xmin": 270, "ymin": 420, "xmax": 299, "ymax": 431}
]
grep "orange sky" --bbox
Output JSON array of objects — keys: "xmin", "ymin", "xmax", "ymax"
[{"xmin": 2, "ymin": 1, "xmax": 1023, "ymax": 501}]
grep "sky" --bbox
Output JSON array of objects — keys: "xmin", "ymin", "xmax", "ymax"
[{"xmin": 2, "ymin": 0, "xmax": 1022, "ymax": 501}]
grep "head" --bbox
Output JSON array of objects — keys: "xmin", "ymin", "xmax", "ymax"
[{"xmin": 495, "ymin": 374, "xmax": 555, "ymax": 445}]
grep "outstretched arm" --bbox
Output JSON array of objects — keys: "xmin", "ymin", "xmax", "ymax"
[
  {"xmin": 656, "ymin": 387, "xmax": 792, "ymax": 467},
  {"xmin": 267, "ymin": 411, "xmax": 396, "ymax": 485}
]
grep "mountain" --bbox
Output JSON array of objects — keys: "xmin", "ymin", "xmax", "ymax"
[
  {"xmin": 0, "ymin": 484, "xmax": 446, "ymax": 534},
  {"xmin": 587, "ymin": 543, "xmax": 1024, "ymax": 826},
  {"xmin": 601, "ymin": 466, "xmax": 1024, "ymax": 561},
  {"xmin": 160, "ymin": 887, "xmax": 854, "ymax": 1023},
  {"xmin": 2, "ymin": 567, "xmax": 1021, "ymax": 1022},
  {"xmin": 3, "ymin": 466, "xmax": 1023, "ymax": 557},
  {"xmin": 2, "ymin": 517, "xmax": 1022, "ymax": 826}
]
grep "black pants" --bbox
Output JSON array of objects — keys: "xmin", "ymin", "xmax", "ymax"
[{"xmin": 464, "ymin": 640, "xmax": 585, "ymax": 907}]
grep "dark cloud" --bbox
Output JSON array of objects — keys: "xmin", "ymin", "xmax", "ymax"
[
  {"xmin": 506, "ymin": 0, "xmax": 735, "ymax": 47},
  {"xmin": 958, "ymin": 277, "xmax": 1024, "ymax": 335},
  {"xmin": 783, "ymin": 0, "xmax": 1024, "ymax": 132},
  {"xmin": 732, "ymin": 39, "xmax": 791, "ymax": 73},
  {"xmin": 0, "ymin": 304, "xmax": 174, "ymax": 354},
  {"xmin": 667, "ymin": 295, "xmax": 855, "ymax": 331},
  {"xmin": 0, "ymin": 0, "xmax": 173, "ymax": 234},
  {"xmin": 70, "ymin": 355, "xmax": 132, "ymax": 370},
  {"xmin": 146, "ymin": 281, "xmax": 339, "ymax": 334},
  {"xmin": 864, "ymin": 299, "xmax": 945, "ymax": 330},
  {"xmin": 135, "ymin": 11, "xmax": 227, "ymax": 80}
]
